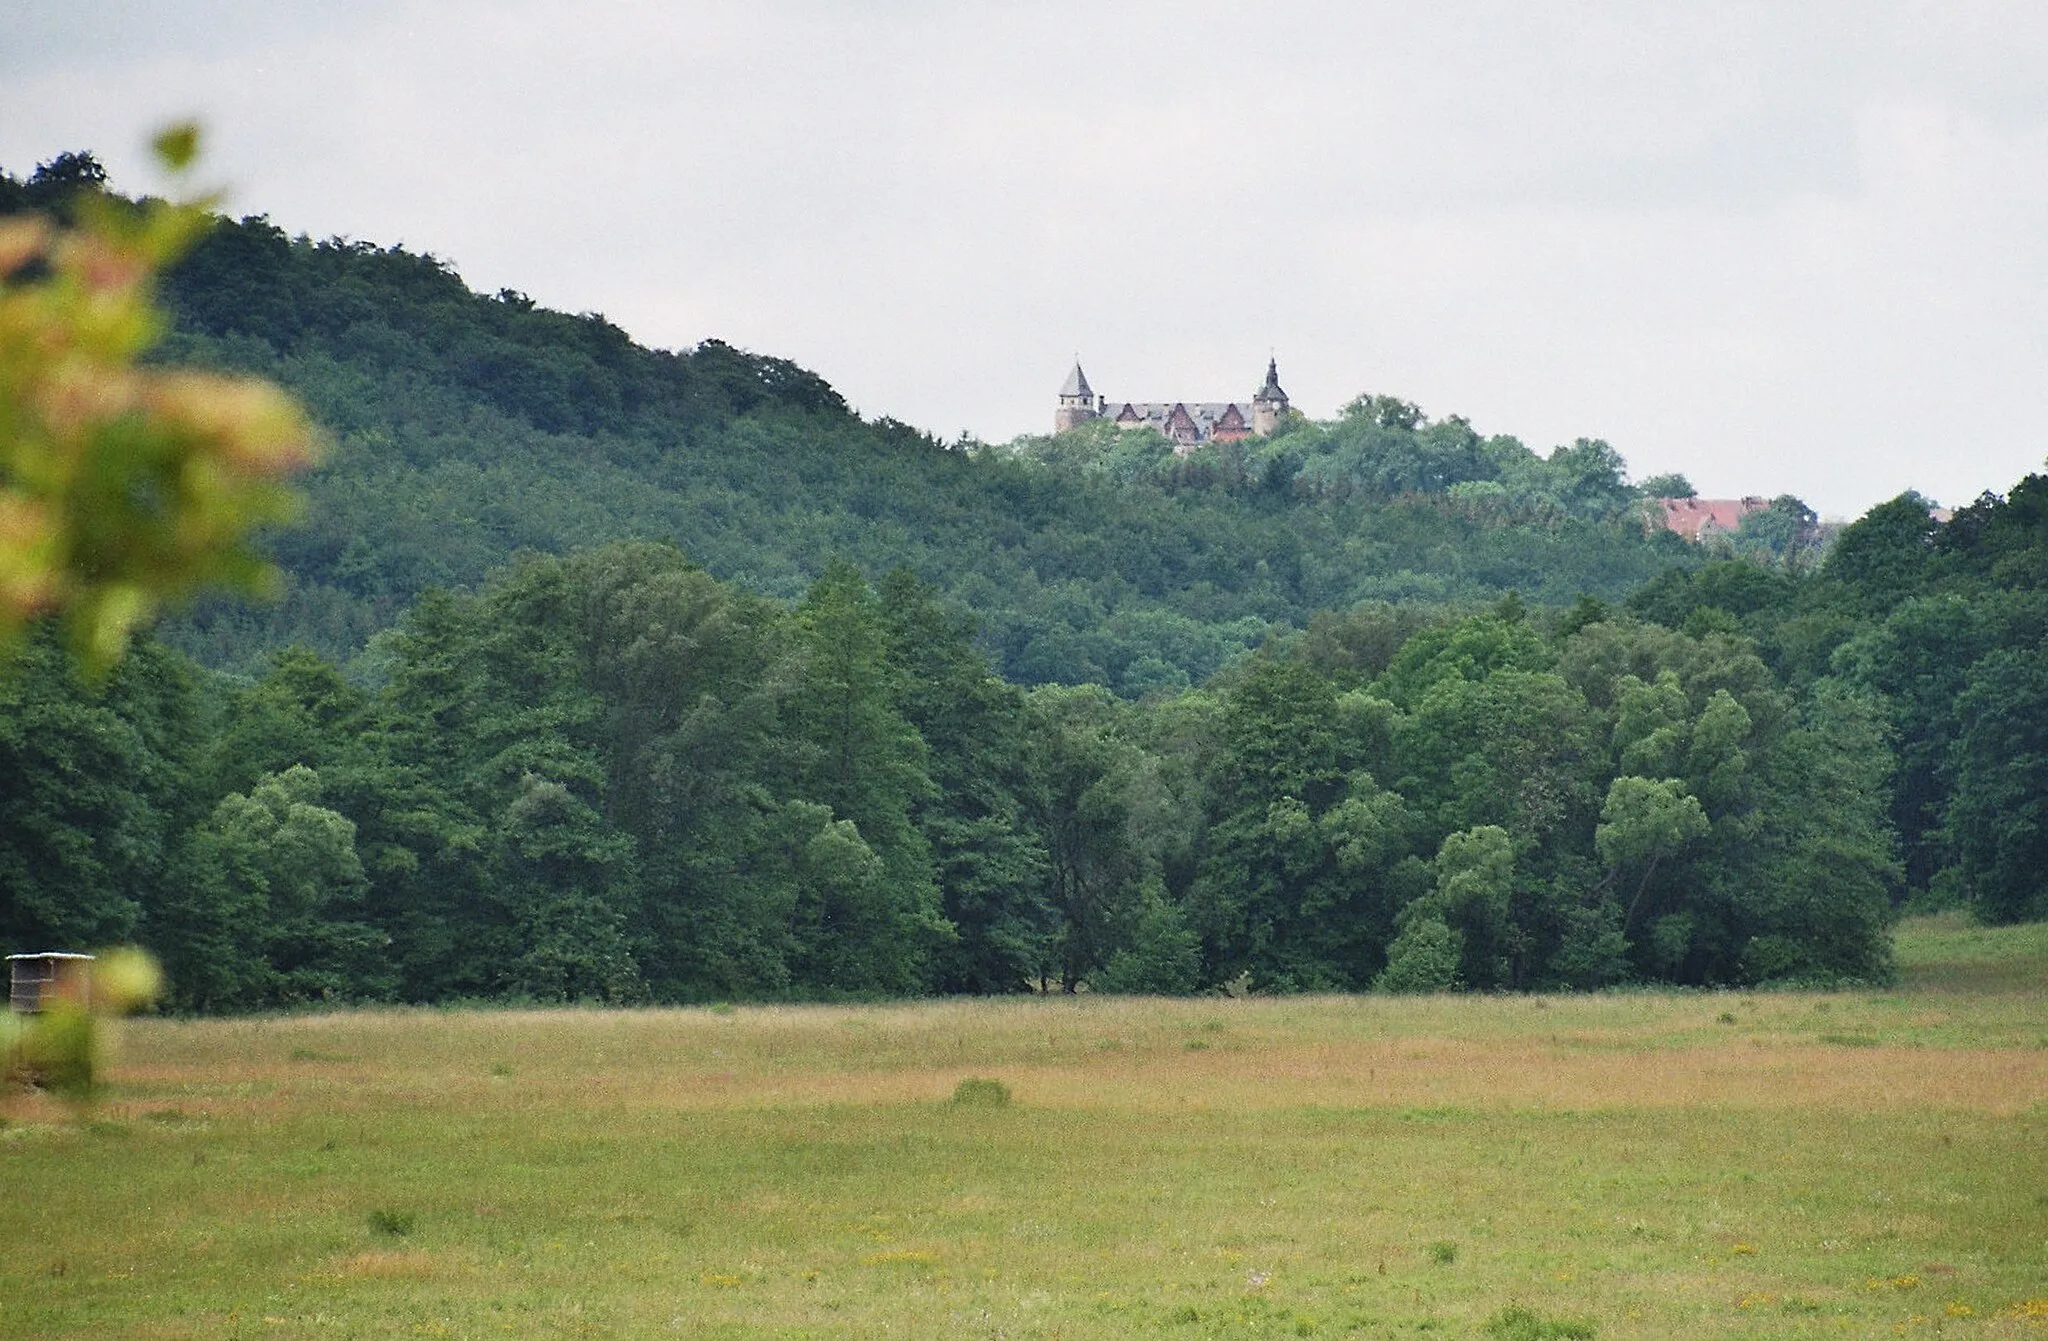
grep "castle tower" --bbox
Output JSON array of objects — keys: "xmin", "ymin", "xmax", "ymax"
[
  {"xmin": 1251, "ymin": 356, "xmax": 1289, "ymax": 436},
  {"xmin": 1055, "ymin": 360, "xmax": 1101, "ymax": 433}
]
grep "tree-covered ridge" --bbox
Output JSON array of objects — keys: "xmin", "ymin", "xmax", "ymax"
[
  {"xmin": 164, "ymin": 217, "xmax": 851, "ymax": 436},
  {"xmin": 0, "ymin": 167, "xmax": 1703, "ymax": 691}
]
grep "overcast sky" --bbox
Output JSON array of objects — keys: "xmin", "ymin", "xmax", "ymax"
[{"xmin": 6, "ymin": 1, "xmax": 2046, "ymax": 517}]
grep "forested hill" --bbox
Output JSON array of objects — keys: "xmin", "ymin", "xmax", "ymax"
[
  {"xmin": 8, "ymin": 155, "xmax": 2048, "ymax": 1012},
  {"xmin": 129, "ymin": 208, "xmax": 1700, "ymax": 689}
]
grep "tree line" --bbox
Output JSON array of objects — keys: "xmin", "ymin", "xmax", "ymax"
[{"xmin": 5, "ymin": 536, "xmax": 1924, "ymax": 1009}]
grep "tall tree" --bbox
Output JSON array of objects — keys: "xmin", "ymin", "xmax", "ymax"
[
  {"xmin": 0, "ymin": 635, "xmax": 195, "ymax": 954},
  {"xmin": 156, "ymin": 765, "xmax": 387, "ymax": 1010},
  {"xmin": 786, "ymin": 562, "xmax": 950, "ymax": 992},
  {"xmin": 876, "ymin": 567, "xmax": 1051, "ymax": 993},
  {"xmin": 1020, "ymin": 686, "xmax": 1151, "ymax": 991},
  {"xmin": 1947, "ymin": 644, "xmax": 2048, "ymax": 923}
]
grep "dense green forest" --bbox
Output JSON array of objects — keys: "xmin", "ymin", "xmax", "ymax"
[
  {"xmin": 3, "ymin": 155, "xmax": 2042, "ymax": 1009},
  {"xmin": 124, "ymin": 187, "xmax": 1713, "ymax": 691}
]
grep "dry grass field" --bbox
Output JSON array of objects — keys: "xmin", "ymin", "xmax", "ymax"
[{"xmin": 3, "ymin": 914, "xmax": 2045, "ymax": 1339}]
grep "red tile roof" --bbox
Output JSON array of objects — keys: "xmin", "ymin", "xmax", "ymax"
[{"xmin": 1652, "ymin": 496, "xmax": 1766, "ymax": 541}]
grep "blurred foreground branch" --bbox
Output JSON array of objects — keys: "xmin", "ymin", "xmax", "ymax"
[{"xmin": 0, "ymin": 122, "xmax": 319, "ymax": 675}]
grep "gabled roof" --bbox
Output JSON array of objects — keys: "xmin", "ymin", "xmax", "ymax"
[
  {"xmin": 1653, "ymin": 496, "xmax": 1766, "ymax": 541},
  {"xmin": 1162, "ymin": 403, "xmax": 1201, "ymax": 439},
  {"xmin": 1059, "ymin": 361, "xmax": 1093, "ymax": 398},
  {"xmin": 1107, "ymin": 401, "xmax": 1253, "ymax": 438}
]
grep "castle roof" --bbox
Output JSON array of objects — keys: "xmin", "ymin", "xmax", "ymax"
[
  {"xmin": 1256, "ymin": 356, "xmax": 1287, "ymax": 402},
  {"xmin": 1059, "ymin": 361, "xmax": 1093, "ymax": 398},
  {"xmin": 1653, "ymin": 496, "xmax": 1766, "ymax": 541},
  {"xmin": 1105, "ymin": 401, "xmax": 1255, "ymax": 438}
]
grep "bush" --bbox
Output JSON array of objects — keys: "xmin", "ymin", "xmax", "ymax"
[
  {"xmin": 951, "ymin": 1077, "xmax": 1011, "ymax": 1108},
  {"xmin": 1484, "ymin": 1304, "xmax": 1596, "ymax": 1339},
  {"xmin": 367, "ymin": 1209, "xmax": 416, "ymax": 1238}
]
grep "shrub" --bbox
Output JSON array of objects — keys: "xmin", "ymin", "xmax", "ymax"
[
  {"xmin": 951, "ymin": 1077, "xmax": 1011, "ymax": 1108},
  {"xmin": 1484, "ymin": 1304, "xmax": 1596, "ymax": 1339},
  {"xmin": 367, "ymin": 1209, "xmax": 416, "ymax": 1238}
]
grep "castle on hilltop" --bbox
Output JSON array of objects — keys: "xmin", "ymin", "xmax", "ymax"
[{"xmin": 1056, "ymin": 358, "xmax": 1290, "ymax": 452}]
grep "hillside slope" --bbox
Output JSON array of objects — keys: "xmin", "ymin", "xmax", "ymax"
[{"xmin": 140, "ymin": 212, "xmax": 1694, "ymax": 687}]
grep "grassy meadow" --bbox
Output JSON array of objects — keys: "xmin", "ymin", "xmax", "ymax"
[{"xmin": 3, "ymin": 914, "xmax": 2045, "ymax": 1339}]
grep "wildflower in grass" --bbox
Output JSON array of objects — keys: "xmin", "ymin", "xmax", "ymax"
[
  {"xmin": 1730, "ymin": 1242, "xmax": 1757, "ymax": 1255},
  {"xmin": 1945, "ymin": 1302, "xmax": 1974, "ymax": 1317},
  {"xmin": 860, "ymin": 1249, "xmax": 937, "ymax": 1267}
]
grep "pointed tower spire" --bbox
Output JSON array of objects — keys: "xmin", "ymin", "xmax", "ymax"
[
  {"xmin": 1252, "ymin": 355, "xmax": 1289, "ymax": 435},
  {"xmin": 1059, "ymin": 358, "xmax": 1093, "ymax": 400},
  {"xmin": 1055, "ymin": 358, "xmax": 1100, "ymax": 432},
  {"xmin": 1259, "ymin": 356, "xmax": 1284, "ymax": 400}
]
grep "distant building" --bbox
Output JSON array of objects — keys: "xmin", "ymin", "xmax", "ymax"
[
  {"xmin": 1056, "ymin": 358, "xmax": 1291, "ymax": 452},
  {"xmin": 1650, "ymin": 496, "xmax": 1767, "ymax": 542},
  {"xmin": 7, "ymin": 951, "xmax": 94, "ymax": 1013}
]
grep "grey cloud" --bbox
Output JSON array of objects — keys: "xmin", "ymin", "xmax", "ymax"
[{"xmin": 4, "ymin": 0, "xmax": 2046, "ymax": 513}]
